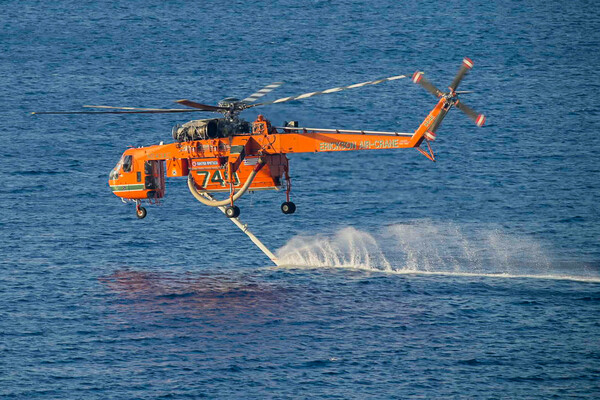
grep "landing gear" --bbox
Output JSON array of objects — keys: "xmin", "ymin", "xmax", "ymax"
[
  {"xmin": 225, "ymin": 205, "xmax": 240, "ymax": 218},
  {"xmin": 135, "ymin": 200, "xmax": 147, "ymax": 219},
  {"xmin": 281, "ymin": 201, "xmax": 296, "ymax": 214},
  {"xmin": 136, "ymin": 206, "xmax": 147, "ymax": 219},
  {"xmin": 281, "ymin": 166, "xmax": 295, "ymax": 215}
]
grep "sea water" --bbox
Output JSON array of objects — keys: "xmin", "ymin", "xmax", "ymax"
[{"xmin": 1, "ymin": 0, "xmax": 599, "ymax": 398}]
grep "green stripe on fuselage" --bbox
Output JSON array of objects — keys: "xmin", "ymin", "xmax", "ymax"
[{"xmin": 110, "ymin": 184, "xmax": 145, "ymax": 192}]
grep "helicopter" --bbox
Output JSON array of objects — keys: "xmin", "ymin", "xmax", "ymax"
[{"xmin": 33, "ymin": 58, "xmax": 485, "ymax": 221}]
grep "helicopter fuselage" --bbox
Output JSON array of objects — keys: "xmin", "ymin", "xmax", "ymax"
[{"xmin": 107, "ymin": 105, "xmax": 438, "ymax": 206}]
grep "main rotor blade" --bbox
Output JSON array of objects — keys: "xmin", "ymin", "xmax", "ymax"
[
  {"xmin": 32, "ymin": 109, "xmax": 207, "ymax": 115},
  {"xmin": 455, "ymin": 99, "xmax": 486, "ymax": 126},
  {"xmin": 241, "ymin": 82, "xmax": 284, "ymax": 104},
  {"xmin": 83, "ymin": 105, "xmax": 214, "ymax": 112},
  {"xmin": 247, "ymin": 75, "xmax": 407, "ymax": 108},
  {"xmin": 448, "ymin": 57, "xmax": 474, "ymax": 93},
  {"xmin": 175, "ymin": 99, "xmax": 228, "ymax": 112},
  {"xmin": 412, "ymin": 72, "xmax": 443, "ymax": 98}
]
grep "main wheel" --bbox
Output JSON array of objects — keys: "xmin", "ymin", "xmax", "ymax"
[
  {"xmin": 281, "ymin": 201, "xmax": 296, "ymax": 214},
  {"xmin": 136, "ymin": 207, "xmax": 147, "ymax": 219},
  {"xmin": 225, "ymin": 205, "xmax": 240, "ymax": 218}
]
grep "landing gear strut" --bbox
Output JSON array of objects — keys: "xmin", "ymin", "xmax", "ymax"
[{"xmin": 281, "ymin": 166, "xmax": 295, "ymax": 214}]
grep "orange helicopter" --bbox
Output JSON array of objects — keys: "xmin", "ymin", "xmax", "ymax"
[{"xmin": 34, "ymin": 58, "xmax": 485, "ymax": 220}]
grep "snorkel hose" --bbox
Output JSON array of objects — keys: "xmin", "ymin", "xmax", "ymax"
[{"xmin": 187, "ymin": 158, "xmax": 266, "ymax": 207}]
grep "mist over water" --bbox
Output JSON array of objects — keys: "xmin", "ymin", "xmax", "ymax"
[{"xmin": 277, "ymin": 220, "xmax": 599, "ymax": 281}]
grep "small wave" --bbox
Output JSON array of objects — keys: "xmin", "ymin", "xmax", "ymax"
[
  {"xmin": 155, "ymin": 292, "xmax": 198, "ymax": 300},
  {"xmin": 457, "ymin": 358, "xmax": 482, "ymax": 366},
  {"xmin": 577, "ymin": 296, "xmax": 600, "ymax": 301},
  {"xmin": 302, "ymin": 358, "xmax": 339, "ymax": 368},
  {"xmin": 12, "ymin": 170, "xmax": 68, "ymax": 176},
  {"xmin": 275, "ymin": 220, "xmax": 600, "ymax": 283}
]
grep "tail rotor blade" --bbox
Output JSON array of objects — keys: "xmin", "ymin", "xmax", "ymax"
[
  {"xmin": 448, "ymin": 57, "xmax": 474, "ymax": 92},
  {"xmin": 455, "ymin": 99, "xmax": 485, "ymax": 126},
  {"xmin": 428, "ymin": 108, "xmax": 449, "ymax": 133},
  {"xmin": 412, "ymin": 71, "xmax": 443, "ymax": 98}
]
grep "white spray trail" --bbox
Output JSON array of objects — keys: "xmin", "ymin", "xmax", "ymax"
[
  {"xmin": 275, "ymin": 220, "xmax": 599, "ymax": 282},
  {"xmin": 276, "ymin": 227, "xmax": 391, "ymax": 271}
]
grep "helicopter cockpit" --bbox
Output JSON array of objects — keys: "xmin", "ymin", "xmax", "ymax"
[
  {"xmin": 109, "ymin": 154, "xmax": 132, "ymax": 180},
  {"xmin": 108, "ymin": 150, "xmax": 165, "ymax": 205}
]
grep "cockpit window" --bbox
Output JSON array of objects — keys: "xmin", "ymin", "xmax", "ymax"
[
  {"xmin": 123, "ymin": 155, "xmax": 133, "ymax": 173},
  {"xmin": 109, "ymin": 155, "xmax": 132, "ymax": 180}
]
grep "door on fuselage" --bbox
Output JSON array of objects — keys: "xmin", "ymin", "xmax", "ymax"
[{"xmin": 144, "ymin": 160, "xmax": 165, "ymax": 199}]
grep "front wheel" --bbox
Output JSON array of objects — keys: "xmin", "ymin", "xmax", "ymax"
[
  {"xmin": 136, "ymin": 207, "xmax": 147, "ymax": 219},
  {"xmin": 225, "ymin": 205, "xmax": 240, "ymax": 218},
  {"xmin": 281, "ymin": 202, "xmax": 296, "ymax": 214}
]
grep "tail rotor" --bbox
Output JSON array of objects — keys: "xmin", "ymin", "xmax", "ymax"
[{"xmin": 412, "ymin": 57, "xmax": 486, "ymax": 134}]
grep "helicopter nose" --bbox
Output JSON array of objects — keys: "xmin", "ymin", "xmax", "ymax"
[{"xmin": 109, "ymin": 168, "xmax": 118, "ymax": 181}]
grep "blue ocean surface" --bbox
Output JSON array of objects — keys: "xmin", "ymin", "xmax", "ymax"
[{"xmin": 1, "ymin": 0, "xmax": 600, "ymax": 398}]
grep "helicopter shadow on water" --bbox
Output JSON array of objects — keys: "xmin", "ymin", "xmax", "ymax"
[{"xmin": 98, "ymin": 269, "xmax": 292, "ymax": 324}]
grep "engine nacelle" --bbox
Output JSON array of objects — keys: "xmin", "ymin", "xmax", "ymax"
[{"xmin": 172, "ymin": 118, "xmax": 252, "ymax": 141}]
